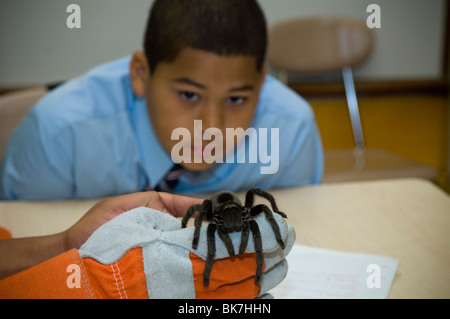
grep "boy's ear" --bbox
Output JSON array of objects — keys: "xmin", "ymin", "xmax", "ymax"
[
  {"xmin": 258, "ymin": 64, "xmax": 267, "ymax": 88},
  {"xmin": 130, "ymin": 51, "xmax": 150, "ymax": 97}
]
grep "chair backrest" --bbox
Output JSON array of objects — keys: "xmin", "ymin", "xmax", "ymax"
[
  {"xmin": 0, "ymin": 87, "xmax": 47, "ymax": 160},
  {"xmin": 267, "ymin": 17, "xmax": 373, "ymax": 73}
]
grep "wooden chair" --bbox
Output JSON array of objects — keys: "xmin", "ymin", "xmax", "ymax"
[
  {"xmin": 0, "ymin": 87, "xmax": 47, "ymax": 160},
  {"xmin": 267, "ymin": 17, "xmax": 438, "ymax": 182}
]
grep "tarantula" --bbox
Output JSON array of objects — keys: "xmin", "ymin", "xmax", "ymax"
[{"xmin": 181, "ymin": 188, "xmax": 287, "ymax": 287}]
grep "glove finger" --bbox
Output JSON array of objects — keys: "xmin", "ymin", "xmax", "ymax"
[
  {"xmin": 259, "ymin": 258, "xmax": 288, "ymax": 297},
  {"xmin": 262, "ymin": 222, "xmax": 295, "ymax": 271}
]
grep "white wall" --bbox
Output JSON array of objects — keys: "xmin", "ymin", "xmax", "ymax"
[{"xmin": 0, "ymin": 0, "xmax": 446, "ymax": 87}]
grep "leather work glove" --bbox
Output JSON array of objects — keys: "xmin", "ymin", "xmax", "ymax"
[{"xmin": 0, "ymin": 207, "xmax": 295, "ymax": 299}]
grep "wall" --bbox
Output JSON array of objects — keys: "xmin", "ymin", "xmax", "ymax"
[
  {"xmin": 310, "ymin": 96, "xmax": 448, "ymax": 171},
  {"xmin": 0, "ymin": 0, "xmax": 447, "ymax": 87}
]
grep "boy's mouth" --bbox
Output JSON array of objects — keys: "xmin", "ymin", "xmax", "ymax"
[
  {"xmin": 191, "ymin": 144, "xmax": 223, "ymax": 158},
  {"xmin": 191, "ymin": 145, "xmax": 207, "ymax": 155}
]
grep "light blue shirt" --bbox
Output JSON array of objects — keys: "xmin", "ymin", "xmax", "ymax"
[{"xmin": 0, "ymin": 56, "xmax": 323, "ymax": 200}]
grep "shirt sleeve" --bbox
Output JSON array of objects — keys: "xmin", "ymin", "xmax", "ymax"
[
  {"xmin": 275, "ymin": 110, "xmax": 324, "ymax": 187},
  {"xmin": 251, "ymin": 80, "xmax": 324, "ymax": 189},
  {"xmin": 0, "ymin": 112, "xmax": 74, "ymax": 200},
  {"xmin": 254, "ymin": 76, "xmax": 323, "ymax": 188}
]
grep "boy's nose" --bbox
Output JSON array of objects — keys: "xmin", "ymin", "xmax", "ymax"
[{"xmin": 200, "ymin": 103, "xmax": 223, "ymax": 129}]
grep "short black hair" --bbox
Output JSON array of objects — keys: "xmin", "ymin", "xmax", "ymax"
[{"xmin": 143, "ymin": 0, "xmax": 267, "ymax": 73}]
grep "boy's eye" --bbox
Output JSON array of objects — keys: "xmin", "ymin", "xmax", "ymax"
[
  {"xmin": 227, "ymin": 96, "xmax": 246, "ymax": 105},
  {"xmin": 180, "ymin": 91, "xmax": 199, "ymax": 102}
]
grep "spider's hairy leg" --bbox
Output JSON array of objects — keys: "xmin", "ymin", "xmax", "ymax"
[
  {"xmin": 218, "ymin": 230, "xmax": 235, "ymax": 257},
  {"xmin": 202, "ymin": 199, "xmax": 213, "ymax": 219},
  {"xmin": 250, "ymin": 204, "xmax": 286, "ymax": 250},
  {"xmin": 192, "ymin": 200, "xmax": 212, "ymax": 249},
  {"xmin": 192, "ymin": 211, "xmax": 205, "ymax": 249},
  {"xmin": 181, "ymin": 204, "xmax": 202, "ymax": 228},
  {"xmin": 239, "ymin": 223, "xmax": 250, "ymax": 255},
  {"xmin": 247, "ymin": 188, "xmax": 287, "ymax": 218},
  {"xmin": 249, "ymin": 220, "xmax": 263, "ymax": 285},
  {"xmin": 204, "ymin": 223, "xmax": 217, "ymax": 287},
  {"xmin": 244, "ymin": 189, "xmax": 256, "ymax": 209}
]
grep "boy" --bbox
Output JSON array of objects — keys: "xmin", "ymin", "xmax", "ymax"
[{"xmin": 0, "ymin": 0, "xmax": 323, "ymax": 200}]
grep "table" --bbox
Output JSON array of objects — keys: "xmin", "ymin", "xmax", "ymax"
[{"xmin": 1, "ymin": 178, "xmax": 449, "ymax": 298}]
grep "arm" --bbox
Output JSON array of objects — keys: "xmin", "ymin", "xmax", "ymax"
[
  {"xmin": 0, "ymin": 113, "xmax": 73, "ymax": 200},
  {"xmin": 0, "ymin": 234, "xmax": 66, "ymax": 280},
  {"xmin": 0, "ymin": 191, "xmax": 203, "ymax": 279},
  {"xmin": 279, "ymin": 113, "xmax": 324, "ymax": 186}
]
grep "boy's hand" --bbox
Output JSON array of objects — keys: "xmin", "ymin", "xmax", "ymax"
[
  {"xmin": 64, "ymin": 191, "xmax": 203, "ymax": 251},
  {"xmin": 0, "ymin": 191, "xmax": 202, "ymax": 281}
]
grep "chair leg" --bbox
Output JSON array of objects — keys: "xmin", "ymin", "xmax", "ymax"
[{"xmin": 342, "ymin": 66, "xmax": 366, "ymax": 170}]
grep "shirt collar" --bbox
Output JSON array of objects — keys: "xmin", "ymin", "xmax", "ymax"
[{"xmin": 131, "ymin": 97, "xmax": 174, "ymax": 188}]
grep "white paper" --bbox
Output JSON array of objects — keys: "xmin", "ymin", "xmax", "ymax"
[{"xmin": 270, "ymin": 245, "xmax": 399, "ymax": 299}]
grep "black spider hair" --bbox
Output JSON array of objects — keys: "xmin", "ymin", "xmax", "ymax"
[{"xmin": 143, "ymin": 0, "xmax": 267, "ymax": 74}]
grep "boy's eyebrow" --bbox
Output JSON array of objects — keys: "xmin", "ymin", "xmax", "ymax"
[
  {"xmin": 172, "ymin": 77, "xmax": 255, "ymax": 93},
  {"xmin": 228, "ymin": 84, "xmax": 255, "ymax": 93},
  {"xmin": 172, "ymin": 77, "xmax": 206, "ymax": 90}
]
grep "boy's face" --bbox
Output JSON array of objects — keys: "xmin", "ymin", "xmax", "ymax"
[{"xmin": 131, "ymin": 48, "xmax": 266, "ymax": 171}]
